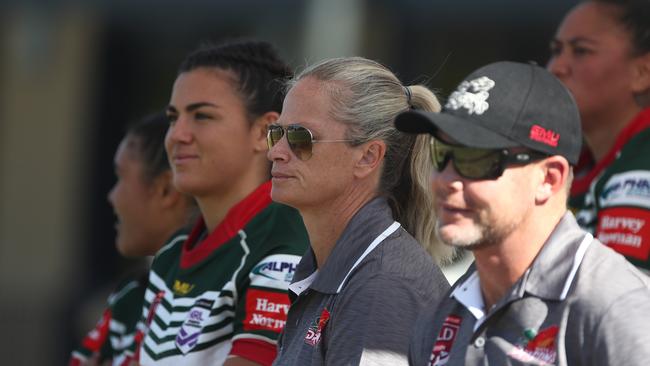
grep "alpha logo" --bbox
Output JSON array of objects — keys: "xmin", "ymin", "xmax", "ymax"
[
  {"xmin": 173, "ymin": 279, "xmax": 195, "ymax": 295},
  {"xmin": 508, "ymin": 325, "xmax": 558, "ymax": 365},
  {"xmin": 304, "ymin": 307, "xmax": 330, "ymax": 347},
  {"xmin": 428, "ymin": 314, "xmax": 462, "ymax": 366},
  {"xmin": 175, "ymin": 298, "xmax": 214, "ymax": 354},
  {"xmin": 445, "ymin": 76, "xmax": 495, "ymax": 115},
  {"xmin": 529, "ymin": 125, "xmax": 559, "ymax": 147},
  {"xmin": 244, "ymin": 289, "xmax": 291, "ymax": 333},
  {"xmin": 600, "ymin": 171, "xmax": 650, "ymax": 208},
  {"xmin": 250, "ymin": 254, "xmax": 301, "ymax": 289}
]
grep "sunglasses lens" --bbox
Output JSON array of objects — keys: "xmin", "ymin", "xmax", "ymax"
[
  {"xmin": 287, "ymin": 125, "xmax": 313, "ymax": 160},
  {"xmin": 267, "ymin": 125, "xmax": 284, "ymax": 148},
  {"xmin": 453, "ymin": 149, "xmax": 502, "ymax": 179},
  {"xmin": 430, "ymin": 138, "xmax": 450, "ymax": 171},
  {"xmin": 431, "ymin": 138, "xmax": 503, "ymax": 179}
]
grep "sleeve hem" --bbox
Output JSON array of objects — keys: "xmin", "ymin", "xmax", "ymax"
[{"xmin": 229, "ymin": 338, "xmax": 277, "ymax": 366}]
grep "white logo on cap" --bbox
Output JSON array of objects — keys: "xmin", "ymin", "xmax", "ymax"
[{"xmin": 445, "ymin": 76, "xmax": 495, "ymax": 115}]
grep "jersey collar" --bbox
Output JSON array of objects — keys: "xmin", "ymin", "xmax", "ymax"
[
  {"xmin": 180, "ymin": 181, "xmax": 273, "ymax": 269},
  {"xmin": 572, "ymin": 107, "xmax": 650, "ymax": 195}
]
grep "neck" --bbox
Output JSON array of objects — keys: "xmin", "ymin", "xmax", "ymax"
[
  {"xmin": 583, "ymin": 104, "xmax": 640, "ymax": 162},
  {"xmin": 196, "ymin": 163, "xmax": 268, "ymax": 232},
  {"xmin": 300, "ymin": 186, "xmax": 376, "ymax": 268},
  {"xmin": 472, "ymin": 208, "xmax": 565, "ymax": 310}
]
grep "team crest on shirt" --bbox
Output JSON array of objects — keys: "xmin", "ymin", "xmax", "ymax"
[
  {"xmin": 304, "ymin": 307, "xmax": 330, "ymax": 346},
  {"xmin": 175, "ymin": 298, "xmax": 214, "ymax": 354},
  {"xmin": 428, "ymin": 314, "xmax": 462, "ymax": 366},
  {"xmin": 508, "ymin": 325, "xmax": 558, "ymax": 365}
]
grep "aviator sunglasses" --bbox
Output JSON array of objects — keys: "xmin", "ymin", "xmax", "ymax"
[
  {"xmin": 430, "ymin": 137, "xmax": 548, "ymax": 180},
  {"xmin": 267, "ymin": 124, "xmax": 353, "ymax": 160}
]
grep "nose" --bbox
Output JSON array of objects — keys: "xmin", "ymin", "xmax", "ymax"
[
  {"xmin": 267, "ymin": 131, "xmax": 291, "ymax": 163},
  {"xmin": 547, "ymin": 49, "xmax": 569, "ymax": 79},
  {"xmin": 167, "ymin": 116, "xmax": 193, "ymax": 144},
  {"xmin": 432, "ymin": 160, "xmax": 463, "ymax": 194},
  {"xmin": 107, "ymin": 183, "xmax": 117, "ymax": 207}
]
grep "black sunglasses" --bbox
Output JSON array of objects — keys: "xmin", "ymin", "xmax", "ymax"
[
  {"xmin": 430, "ymin": 137, "xmax": 548, "ymax": 180},
  {"xmin": 267, "ymin": 124, "xmax": 353, "ymax": 160}
]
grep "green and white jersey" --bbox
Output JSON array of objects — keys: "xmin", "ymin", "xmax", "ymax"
[
  {"xmin": 570, "ymin": 108, "xmax": 650, "ymax": 270},
  {"xmin": 137, "ymin": 182, "xmax": 309, "ymax": 365},
  {"xmin": 69, "ymin": 274, "xmax": 147, "ymax": 366}
]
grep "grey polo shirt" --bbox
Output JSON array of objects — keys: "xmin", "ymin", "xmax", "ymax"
[
  {"xmin": 273, "ymin": 197, "xmax": 449, "ymax": 366},
  {"xmin": 409, "ymin": 212, "xmax": 650, "ymax": 366}
]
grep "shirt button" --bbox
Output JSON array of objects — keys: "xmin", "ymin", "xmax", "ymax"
[{"xmin": 474, "ymin": 337, "xmax": 485, "ymax": 348}]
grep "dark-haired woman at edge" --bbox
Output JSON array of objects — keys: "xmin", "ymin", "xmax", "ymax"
[{"xmin": 133, "ymin": 40, "xmax": 309, "ymax": 366}]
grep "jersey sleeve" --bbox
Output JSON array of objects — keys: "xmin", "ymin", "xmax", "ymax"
[
  {"xmin": 69, "ymin": 277, "xmax": 146, "ymax": 366},
  {"xmin": 595, "ymin": 170, "xmax": 650, "ymax": 266},
  {"xmin": 229, "ymin": 252, "xmax": 302, "ymax": 365},
  {"xmin": 69, "ymin": 307, "xmax": 112, "ymax": 366}
]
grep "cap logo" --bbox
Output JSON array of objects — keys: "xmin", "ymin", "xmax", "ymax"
[
  {"xmin": 445, "ymin": 76, "xmax": 495, "ymax": 115},
  {"xmin": 529, "ymin": 124, "xmax": 559, "ymax": 147}
]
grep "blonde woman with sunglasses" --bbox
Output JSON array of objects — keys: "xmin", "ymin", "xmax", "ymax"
[{"xmin": 267, "ymin": 57, "xmax": 451, "ymax": 365}]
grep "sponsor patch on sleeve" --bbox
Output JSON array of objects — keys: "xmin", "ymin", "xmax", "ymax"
[
  {"xmin": 249, "ymin": 254, "xmax": 301, "ymax": 290},
  {"xmin": 243, "ymin": 289, "xmax": 290, "ymax": 333},
  {"xmin": 597, "ymin": 207, "xmax": 650, "ymax": 261},
  {"xmin": 599, "ymin": 171, "xmax": 650, "ymax": 208}
]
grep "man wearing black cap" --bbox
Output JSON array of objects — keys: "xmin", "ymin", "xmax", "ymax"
[{"xmin": 395, "ymin": 61, "xmax": 650, "ymax": 366}]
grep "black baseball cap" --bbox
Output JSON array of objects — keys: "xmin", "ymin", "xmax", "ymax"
[{"xmin": 395, "ymin": 61, "xmax": 582, "ymax": 165}]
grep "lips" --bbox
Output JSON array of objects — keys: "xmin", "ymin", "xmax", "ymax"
[
  {"xmin": 171, "ymin": 153, "xmax": 199, "ymax": 165},
  {"xmin": 271, "ymin": 170, "xmax": 294, "ymax": 180}
]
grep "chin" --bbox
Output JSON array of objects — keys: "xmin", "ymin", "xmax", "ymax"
[{"xmin": 436, "ymin": 222, "xmax": 483, "ymax": 248}]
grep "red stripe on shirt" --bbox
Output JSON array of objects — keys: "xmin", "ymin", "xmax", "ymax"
[
  {"xmin": 229, "ymin": 338, "xmax": 278, "ymax": 366},
  {"xmin": 180, "ymin": 181, "xmax": 273, "ymax": 269}
]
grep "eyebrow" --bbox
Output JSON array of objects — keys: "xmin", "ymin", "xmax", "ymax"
[
  {"xmin": 552, "ymin": 36, "xmax": 598, "ymax": 46},
  {"xmin": 166, "ymin": 102, "xmax": 219, "ymax": 113}
]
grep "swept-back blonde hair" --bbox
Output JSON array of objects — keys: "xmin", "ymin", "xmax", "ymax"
[{"xmin": 291, "ymin": 57, "xmax": 454, "ymax": 264}]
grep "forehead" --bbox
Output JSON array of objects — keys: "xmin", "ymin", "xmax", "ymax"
[
  {"xmin": 170, "ymin": 68, "xmax": 240, "ymax": 106},
  {"xmin": 280, "ymin": 77, "xmax": 339, "ymax": 131},
  {"xmin": 557, "ymin": 2, "xmax": 628, "ymax": 40},
  {"xmin": 115, "ymin": 136, "xmax": 143, "ymax": 162}
]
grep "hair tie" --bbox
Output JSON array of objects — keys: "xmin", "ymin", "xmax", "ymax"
[{"xmin": 403, "ymin": 86, "xmax": 412, "ymax": 107}]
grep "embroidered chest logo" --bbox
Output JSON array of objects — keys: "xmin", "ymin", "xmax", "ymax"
[
  {"xmin": 428, "ymin": 314, "xmax": 462, "ymax": 366},
  {"xmin": 173, "ymin": 279, "xmax": 195, "ymax": 295},
  {"xmin": 508, "ymin": 325, "xmax": 559, "ymax": 365},
  {"xmin": 175, "ymin": 298, "xmax": 214, "ymax": 354},
  {"xmin": 304, "ymin": 308, "xmax": 330, "ymax": 347},
  {"xmin": 529, "ymin": 125, "xmax": 560, "ymax": 147},
  {"xmin": 445, "ymin": 76, "xmax": 495, "ymax": 115}
]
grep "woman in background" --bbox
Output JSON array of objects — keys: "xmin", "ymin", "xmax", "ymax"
[
  {"xmin": 70, "ymin": 112, "xmax": 196, "ymax": 366},
  {"xmin": 548, "ymin": 0, "xmax": 650, "ymax": 271}
]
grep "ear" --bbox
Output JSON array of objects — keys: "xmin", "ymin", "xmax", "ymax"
[
  {"xmin": 152, "ymin": 170, "xmax": 182, "ymax": 208},
  {"xmin": 251, "ymin": 111, "xmax": 280, "ymax": 152},
  {"xmin": 534, "ymin": 156, "xmax": 570, "ymax": 205},
  {"xmin": 631, "ymin": 52, "xmax": 650, "ymax": 95},
  {"xmin": 353, "ymin": 140, "xmax": 386, "ymax": 179}
]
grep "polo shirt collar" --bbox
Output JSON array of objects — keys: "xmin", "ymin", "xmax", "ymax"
[
  {"xmin": 452, "ymin": 212, "xmax": 594, "ymax": 324},
  {"xmin": 522, "ymin": 212, "xmax": 593, "ymax": 301},
  {"xmin": 291, "ymin": 197, "xmax": 395, "ymax": 295}
]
